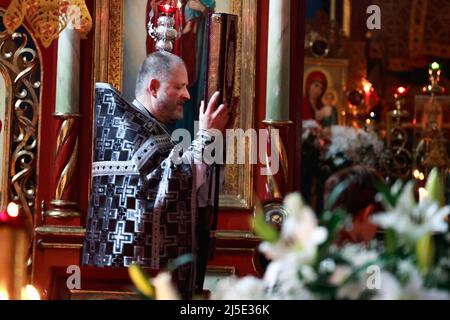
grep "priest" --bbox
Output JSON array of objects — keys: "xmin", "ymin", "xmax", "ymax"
[{"xmin": 83, "ymin": 51, "xmax": 230, "ymax": 299}]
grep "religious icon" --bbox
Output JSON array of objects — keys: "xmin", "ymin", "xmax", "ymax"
[
  {"xmin": 303, "ymin": 58, "xmax": 348, "ymax": 126},
  {"xmin": 413, "ymin": 95, "xmax": 450, "ymax": 175}
]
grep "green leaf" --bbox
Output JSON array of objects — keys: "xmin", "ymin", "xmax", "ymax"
[
  {"xmin": 373, "ymin": 179, "xmax": 397, "ymax": 208},
  {"xmin": 385, "ymin": 228, "xmax": 397, "ymax": 255},
  {"xmin": 425, "ymin": 168, "xmax": 444, "ymax": 205},
  {"xmin": 318, "ymin": 209, "xmax": 345, "ymax": 259},
  {"xmin": 416, "ymin": 233, "xmax": 435, "ymax": 276},
  {"xmin": 252, "ymin": 212, "xmax": 280, "ymax": 243},
  {"xmin": 167, "ymin": 254, "xmax": 194, "ymax": 272}
]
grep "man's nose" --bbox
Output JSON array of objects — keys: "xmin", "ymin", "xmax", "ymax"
[{"xmin": 182, "ymin": 87, "xmax": 190, "ymax": 100}]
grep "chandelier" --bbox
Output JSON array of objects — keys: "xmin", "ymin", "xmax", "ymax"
[{"xmin": 3, "ymin": 0, "xmax": 93, "ymax": 48}]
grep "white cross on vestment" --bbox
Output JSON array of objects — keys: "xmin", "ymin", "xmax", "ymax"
[{"xmin": 108, "ymin": 221, "xmax": 133, "ymax": 254}]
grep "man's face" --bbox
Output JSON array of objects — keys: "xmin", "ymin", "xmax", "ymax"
[{"xmin": 156, "ymin": 64, "xmax": 190, "ymax": 123}]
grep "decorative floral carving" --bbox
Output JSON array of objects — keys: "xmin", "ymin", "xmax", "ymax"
[{"xmin": 0, "ymin": 10, "xmax": 41, "ymax": 218}]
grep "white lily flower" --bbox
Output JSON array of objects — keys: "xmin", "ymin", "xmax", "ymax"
[
  {"xmin": 263, "ymin": 253, "xmax": 317, "ymax": 300},
  {"xmin": 372, "ymin": 266, "xmax": 450, "ymax": 300},
  {"xmin": 340, "ymin": 244, "xmax": 379, "ymax": 268},
  {"xmin": 372, "ymin": 182, "xmax": 450, "ymax": 244},
  {"xmin": 212, "ymin": 276, "xmax": 267, "ymax": 300},
  {"xmin": 259, "ymin": 193, "xmax": 328, "ymax": 264},
  {"xmin": 370, "ymin": 271, "xmax": 403, "ymax": 300},
  {"xmin": 152, "ymin": 272, "xmax": 180, "ymax": 300}
]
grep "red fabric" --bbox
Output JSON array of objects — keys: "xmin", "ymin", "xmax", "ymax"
[{"xmin": 302, "ymin": 96, "xmax": 314, "ymax": 120}]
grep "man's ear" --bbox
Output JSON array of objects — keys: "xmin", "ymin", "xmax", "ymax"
[{"xmin": 148, "ymin": 78, "xmax": 160, "ymax": 98}]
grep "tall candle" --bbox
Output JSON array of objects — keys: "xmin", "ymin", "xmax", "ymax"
[
  {"xmin": 0, "ymin": 204, "xmax": 28, "ymax": 300},
  {"xmin": 330, "ymin": 0, "xmax": 336, "ymax": 21},
  {"xmin": 265, "ymin": 0, "xmax": 291, "ymax": 122},
  {"xmin": 55, "ymin": 28, "xmax": 80, "ymax": 115}
]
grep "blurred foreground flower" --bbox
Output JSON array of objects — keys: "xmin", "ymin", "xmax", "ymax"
[{"xmin": 128, "ymin": 254, "xmax": 192, "ymax": 300}]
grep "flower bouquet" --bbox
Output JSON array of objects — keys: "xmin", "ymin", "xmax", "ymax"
[
  {"xmin": 302, "ymin": 121, "xmax": 386, "ymax": 174},
  {"xmin": 128, "ymin": 169, "xmax": 450, "ymax": 300},
  {"xmin": 212, "ymin": 168, "xmax": 450, "ymax": 300}
]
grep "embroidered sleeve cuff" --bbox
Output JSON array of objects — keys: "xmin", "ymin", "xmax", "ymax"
[{"xmin": 191, "ymin": 129, "xmax": 216, "ymax": 163}]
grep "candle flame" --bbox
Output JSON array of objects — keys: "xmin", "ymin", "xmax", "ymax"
[
  {"xmin": 413, "ymin": 170, "xmax": 425, "ymax": 181},
  {"xmin": 396, "ymin": 86, "xmax": 407, "ymax": 95},
  {"xmin": 177, "ymin": 0, "xmax": 182, "ymax": 9},
  {"xmin": 0, "ymin": 289, "xmax": 9, "ymax": 300},
  {"xmin": 431, "ymin": 62, "xmax": 440, "ymax": 71},
  {"xmin": 7, "ymin": 202, "xmax": 19, "ymax": 218},
  {"xmin": 362, "ymin": 79, "xmax": 372, "ymax": 94},
  {"xmin": 22, "ymin": 285, "xmax": 41, "ymax": 300}
]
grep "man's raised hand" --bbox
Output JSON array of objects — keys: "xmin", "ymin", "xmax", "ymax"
[{"xmin": 199, "ymin": 91, "xmax": 229, "ymax": 133}]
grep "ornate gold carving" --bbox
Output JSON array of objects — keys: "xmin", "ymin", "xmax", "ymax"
[
  {"xmin": 93, "ymin": 0, "xmax": 124, "ymax": 90},
  {"xmin": 262, "ymin": 120, "xmax": 294, "ymax": 127},
  {"xmin": 50, "ymin": 199, "xmax": 78, "ymax": 206},
  {"xmin": 42, "ymin": 209, "xmax": 81, "ymax": 219},
  {"xmin": 265, "ymin": 172, "xmax": 282, "ymax": 200},
  {"xmin": 4, "ymin": 0, "xmax": 93, "ymax": 48},
  {"xmin": 0, "ymin": 10, "xmax": 42, "ymax": 218},
  {"xmin": 0, "ymin": 64, "xmax": 12, "ymax": 210},
  {"xmin": 206, "ymin": 266, "xmax": 236, "ymax": 276},
  {"xmin": 38, "ymin": 242, "xmax": 83, "ymax": 250},
  {"xmin": 53, "ymin": 112, "xmax": 82, "ymax": 118},
  {"xmin": 35, "ymin": 226, "xmax": 86, "ymax": 237},
  {"xmin": 213, "ymin": 230, "xmax": 260, "ymax": 241},
  {"xmin": 219, "ymin": 0, "xmax": 257, "ymax": 209},
  {"xmin": 55, "ymin": 118, "xmax": 74, "ymax": 161},
  {"xmin": 69, "ymin": 290, "xmax": 139, "ymax": 300},
  {"xmin": 107, "ymin": 0, "xmax": 124, "ymax": 90},
  {"xmin": 46, "ymin": 115, "xmax": 81, "ymax": 217},
  {"xmin": 56, "ymin": 136, "xmax": 78, "ymax": 200}
]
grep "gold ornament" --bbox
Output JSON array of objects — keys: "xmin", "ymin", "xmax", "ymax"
[{"xmin": 3, "ymin": 0, "xmax": 92, "ymax": 48}]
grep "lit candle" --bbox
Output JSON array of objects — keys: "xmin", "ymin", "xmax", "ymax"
[
  {"xmin": 265, "ymin": 0, "xmax": 291, "ymax": 122},
  {"xmin": 362, "ymin": 79, "xmax": 373, "ymax": 107},
  {"xmin": 21, "ymin": 285, "xmax": 41, "ymax": 300},
  {"xmin": 0, "ymin": 203, "xmax": 29, "ymax": 300},
  {"xmin": 0, "ymin": 288, "xmax": 8, "ymax": 300},
  {"xmin": 396, "ymin": 86, "xmax": 408, "ymax": 97},
  {"xmin": 159, "ymin": 4, "xmax": 177, "ymax": 15}
]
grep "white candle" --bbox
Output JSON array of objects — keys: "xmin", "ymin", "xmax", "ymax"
[
  {"xmin": 55, "ymin": 28, "xmax": 80, "ymax": 114},
  {"xmin": 265, "ymin": 0, "xmax": 291, "ymax": 122},
  {"xmin": 330, "ymin": 0, "xmax": 336, "ymax": 21}
]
